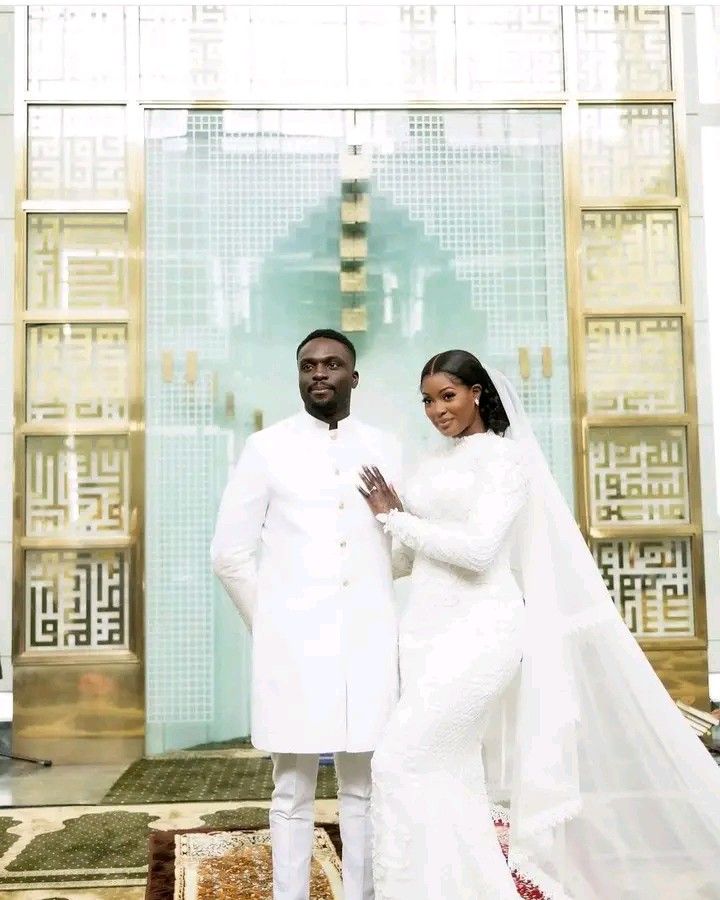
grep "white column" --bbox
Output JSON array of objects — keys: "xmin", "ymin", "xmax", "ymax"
[
  {"xmin": 683, "ymin": 8, "xmax": 720, "ymax": 701},
  {"xmin": 0, "ymin": 6, "xmax": 14, "ymax": 698}
]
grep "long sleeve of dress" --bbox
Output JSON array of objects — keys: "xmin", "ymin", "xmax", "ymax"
[
  {"xmin": 391, "ymin": 541, "xmax": 415, "ymax": 579},
  {"xmin": 382, "ymin": 446, "xmax": 528, "ymax": 575},
  {"xmin": 210, "ymin": 434, "xmax": 270, "ymax": 631}
]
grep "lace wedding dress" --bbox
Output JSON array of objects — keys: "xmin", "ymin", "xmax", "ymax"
[{"xmin": 371, "ymin": 431, "xmax": 528, "ymax": 899}]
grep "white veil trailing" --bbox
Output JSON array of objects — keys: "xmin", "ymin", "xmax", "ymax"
[{"xmin": 483, "ymin": 368, "xmax": 720, "ymax": 899}]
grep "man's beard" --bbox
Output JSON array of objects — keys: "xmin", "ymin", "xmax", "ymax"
[{"xmin": 306, "ymin": 392, "xmax": 339, "ymax": 416}]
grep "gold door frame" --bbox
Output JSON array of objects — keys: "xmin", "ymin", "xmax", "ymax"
[{"xmin": 12, "ymin": 6, "xmax": 707, "ymax": 764}]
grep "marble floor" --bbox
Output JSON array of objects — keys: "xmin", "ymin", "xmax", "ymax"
[
  {"xmin": 0, "ymin": 757, "xmax": 129, "ymax": 808},
  {"xmin": 0, "ymin": 722, "xmax": 129, "ymax": 808}
]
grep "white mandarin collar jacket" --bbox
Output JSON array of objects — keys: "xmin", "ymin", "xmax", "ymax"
[{"xmin": 211, "ymin": 409, "xmax": 403, "ymax": 753}]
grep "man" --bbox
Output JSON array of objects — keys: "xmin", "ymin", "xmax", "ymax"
[{"xmin": 211, "ymin": 329, "xmax": 402, "ymax": 900}]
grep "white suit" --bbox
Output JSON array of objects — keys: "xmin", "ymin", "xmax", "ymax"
[{"xmin": 211, "ymin": 409, "xmax": 402, "ymax": 899}]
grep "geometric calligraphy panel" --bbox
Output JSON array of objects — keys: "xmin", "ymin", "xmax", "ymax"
[
  {"xmin": 580, "ymin": 210, "xmax": 680, "ymax": 309},
  {"xmin": 588, "ymin": 427, "xmax": 689, "ymax": 525},
  {"xmin": 26, "ymin": 549, "xmax": 129, "ymax": 651},
  {"xmin": 26, "ymin": 435, "xmax": 129, "ymax": 537},
  {"xmin": 576, "ymin": 6, "xmax": 671, "ymax": 93},
  {"xmin": 592, "ymin": 537, "xmax": 694, "ymax": 637},
  {"xmin": 27, "ymin": 324, "xmax": 129, "ymax": 423},
  {"xmin": 28, "ymin": 6, "xmax": 126, "ymax": 95},
  {"xmin": 579, "ymin": 105, "xmax": 675, "ymax": 198},
  {"xmin": 26, "ymin": 214, "xmax": 129, "ymax": 311},
  {"xmin": 28, "ymin": 106, "xmax": 127, "ymax": 200},
  {"xmin": 585, "ymin": 318, "xmax": 685, "ymax": 414},
  {"xmin": 455, "ymin": 5, "xmax": 564, "ymax": 93},
  {"xmin": 139, "ymin": 5, "xmax": 252, "ymax": 97},
  {"xmin": 347, "ymin": 5, "xmax": 456, "ymax": 97}
]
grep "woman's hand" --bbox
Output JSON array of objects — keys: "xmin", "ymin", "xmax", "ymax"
[{"xmin": 358, "ymin": 466, "xmax": 404, "ymax": 516}]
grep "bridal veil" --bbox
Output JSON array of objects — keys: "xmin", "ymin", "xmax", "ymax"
[{"xmin": 483, "ymin": 368, "xmax": 720, "ymax": 899}]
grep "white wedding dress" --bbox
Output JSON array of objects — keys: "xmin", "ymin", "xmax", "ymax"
[
  {"xmin": 371, "ymin": 430, "xmax": 528, "ymax": 899},
  {"xmin": 370, "ymin": 369, "xmax": 720, "ymax": 900}
]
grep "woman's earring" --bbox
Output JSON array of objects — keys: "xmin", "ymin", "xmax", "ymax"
[{"xmin": 474, "ymin": 397, "xmax": 480, "ymax": 406}]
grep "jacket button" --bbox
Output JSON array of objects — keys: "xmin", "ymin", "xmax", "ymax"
[
  {"xmin": 343, "ymin": 579, "xmax": 350, "ymax": 587},
  {"xmin": 339, "ymin": 502, "xmax": 345, "ymax": 510},
  {"xmin": 340, "ymin": 540, "xmax": 347, "ymax": 548}
]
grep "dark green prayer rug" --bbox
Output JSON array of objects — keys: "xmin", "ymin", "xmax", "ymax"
[
  {"xmin": 187, "ymin": 736, "xmax": 254, "ymax": 751},
  {"xmin": 102, "ymin": 756, "xmax": 337, "ymax": 805},
  {"xmin": 0, "ymin": 801, "xmax": 296, "ymax": 893}
]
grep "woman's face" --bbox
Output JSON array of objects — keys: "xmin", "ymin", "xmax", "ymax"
[{"xmin": 421, "ymin": 372, "xmax": 482, "ymax": 438}]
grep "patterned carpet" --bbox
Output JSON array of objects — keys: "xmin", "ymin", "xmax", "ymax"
[
  {"xmin": 0, "ymin": 801, "xmax": 321, "ymax": 895},
  {"xmin": 102, "ymin": 756, "xmax": 338, "ymax": 805},
  {"xmin": 0, "ymin": 801, "xmax": 550, "ymax": 899}
]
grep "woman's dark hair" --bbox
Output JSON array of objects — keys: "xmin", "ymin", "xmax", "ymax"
[{"xmin": 421, "ymin": 350, "xmax": 510, "ymax": 436}]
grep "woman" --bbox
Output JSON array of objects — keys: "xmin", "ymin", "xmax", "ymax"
[{"xmin": 359, "ymin": 350, "xmax": 720, "ymax": 899}]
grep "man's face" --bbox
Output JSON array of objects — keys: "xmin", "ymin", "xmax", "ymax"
[{"xmin": 297, "ymin": 338, "xmax": 358, "ymax": 416}]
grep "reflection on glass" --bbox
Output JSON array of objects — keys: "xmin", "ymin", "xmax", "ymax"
[
  {"xmin": 579, "ymin": 104, "xmax": 675, "ymax": 198},
  {"xmin": 27, "ymin": 324, "xmax": 129, "ymax": 423},
  {"xmin": 592, "ymin": 537, "xmax": 694, "ymax": 637},
  {"xmin": 580, "ymin": 210, "xmax": 680, "ymax": 308},
  {"xmin": 585, "ymin": 317, "xmax": 685, "ymax": 414},
  {"xmin": 28, "ymin": 106, "xmax": 127, "ymax": 200},
  {"xmin": 576, "ymin": 6, "xmax": 670, "ymax": 94},
  {"xmin": 27, "ymin": 214, "xmax": 129, "ymax": 311},
  {"xmin": 28, "ymin": 6, "xmax": 126, "ymax": 94},
  {"xmin": 143, "ymin": 107, "xmax": 571, "ymax": 749},
  {"xmin": 588, "ymin": 426, "xmax": 689, "ymax": 525}
]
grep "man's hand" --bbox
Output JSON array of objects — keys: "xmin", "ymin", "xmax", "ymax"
[{"xmin": 358, "ymin": 466, "xmax": 404, "ymax": 516}]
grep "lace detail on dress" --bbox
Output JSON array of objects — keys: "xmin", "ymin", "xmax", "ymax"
[
  {"xmin": 383, "ymin": 435, "xmax": 529, "ymax": 575},
  {"xmin": 371, "ymin": 433, "xmax": 529, "ymax": 899}
]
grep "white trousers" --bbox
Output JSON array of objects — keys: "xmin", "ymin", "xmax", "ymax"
[{"xmin": 270, "ymin": 751, "xmax": 374, "ymax": 900}]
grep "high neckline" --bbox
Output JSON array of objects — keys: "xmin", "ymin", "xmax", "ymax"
[
  {"xmin": 299, "ymin": 408, "xmax": 353, "ymax": 432},
  {"xmin": 452, "ymin": 430, "xmax": 493, "ymax": 447},
  {"xmin": 450, "ymin": 428, "xmax": 495, "ymax": 444}
]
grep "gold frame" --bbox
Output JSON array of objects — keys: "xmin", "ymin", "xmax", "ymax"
[
  {"xmin": 11, "ymin": 7, "xmax": 145, "ymax": 761},
  {"xmin": 10, "ymin": 6, "xmax": 709, "ymax": 764},
  {"xmin": 564, "ymin": 7, "xmax": 708, "ymax": 681}
]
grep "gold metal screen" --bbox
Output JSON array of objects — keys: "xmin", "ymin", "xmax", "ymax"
[{"xmin": 11, "ymin": 5, "xmax": 707, "ymax": 763}]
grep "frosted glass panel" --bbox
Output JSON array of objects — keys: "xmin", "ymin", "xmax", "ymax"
[
  {"xmin": 28, "ymin": 106, "xmax": 127, "ymax": 200},
  {"xmin": 27, "ymin": 214, "xmax": 129, "ymax": 312},
  {"xmin": 576, "ymin": 6, "xmax": 670, "ymax": 94},
  {"xmin": 27, "ymin": 323, "xmax": 129, "ymax": 423},
  {"xmin": 585, "ymin": 317, "xmax": 685, "ymax": 414},
  {"xmin": 456, "ymin": 6, "xmax": 564, "ymax": 94},
  {"xmin": 580, "ymin": 210, "xmax": 680, "ymax": 309},
  {"xmin": 579, "ymin": 105, "xmax": 675, "ymax": 199},
  {"xmin": 28, "ymin": 6, "xmax": 127, "ymax": 95},
  {"xmin": 144, "ymin": 108, "xmax": 570, "ymax": 750}
]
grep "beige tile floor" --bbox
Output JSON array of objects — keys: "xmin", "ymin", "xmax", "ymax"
[{"xmin": 0, "ymin": 757, "xmax": 129, "ymax": 807}]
